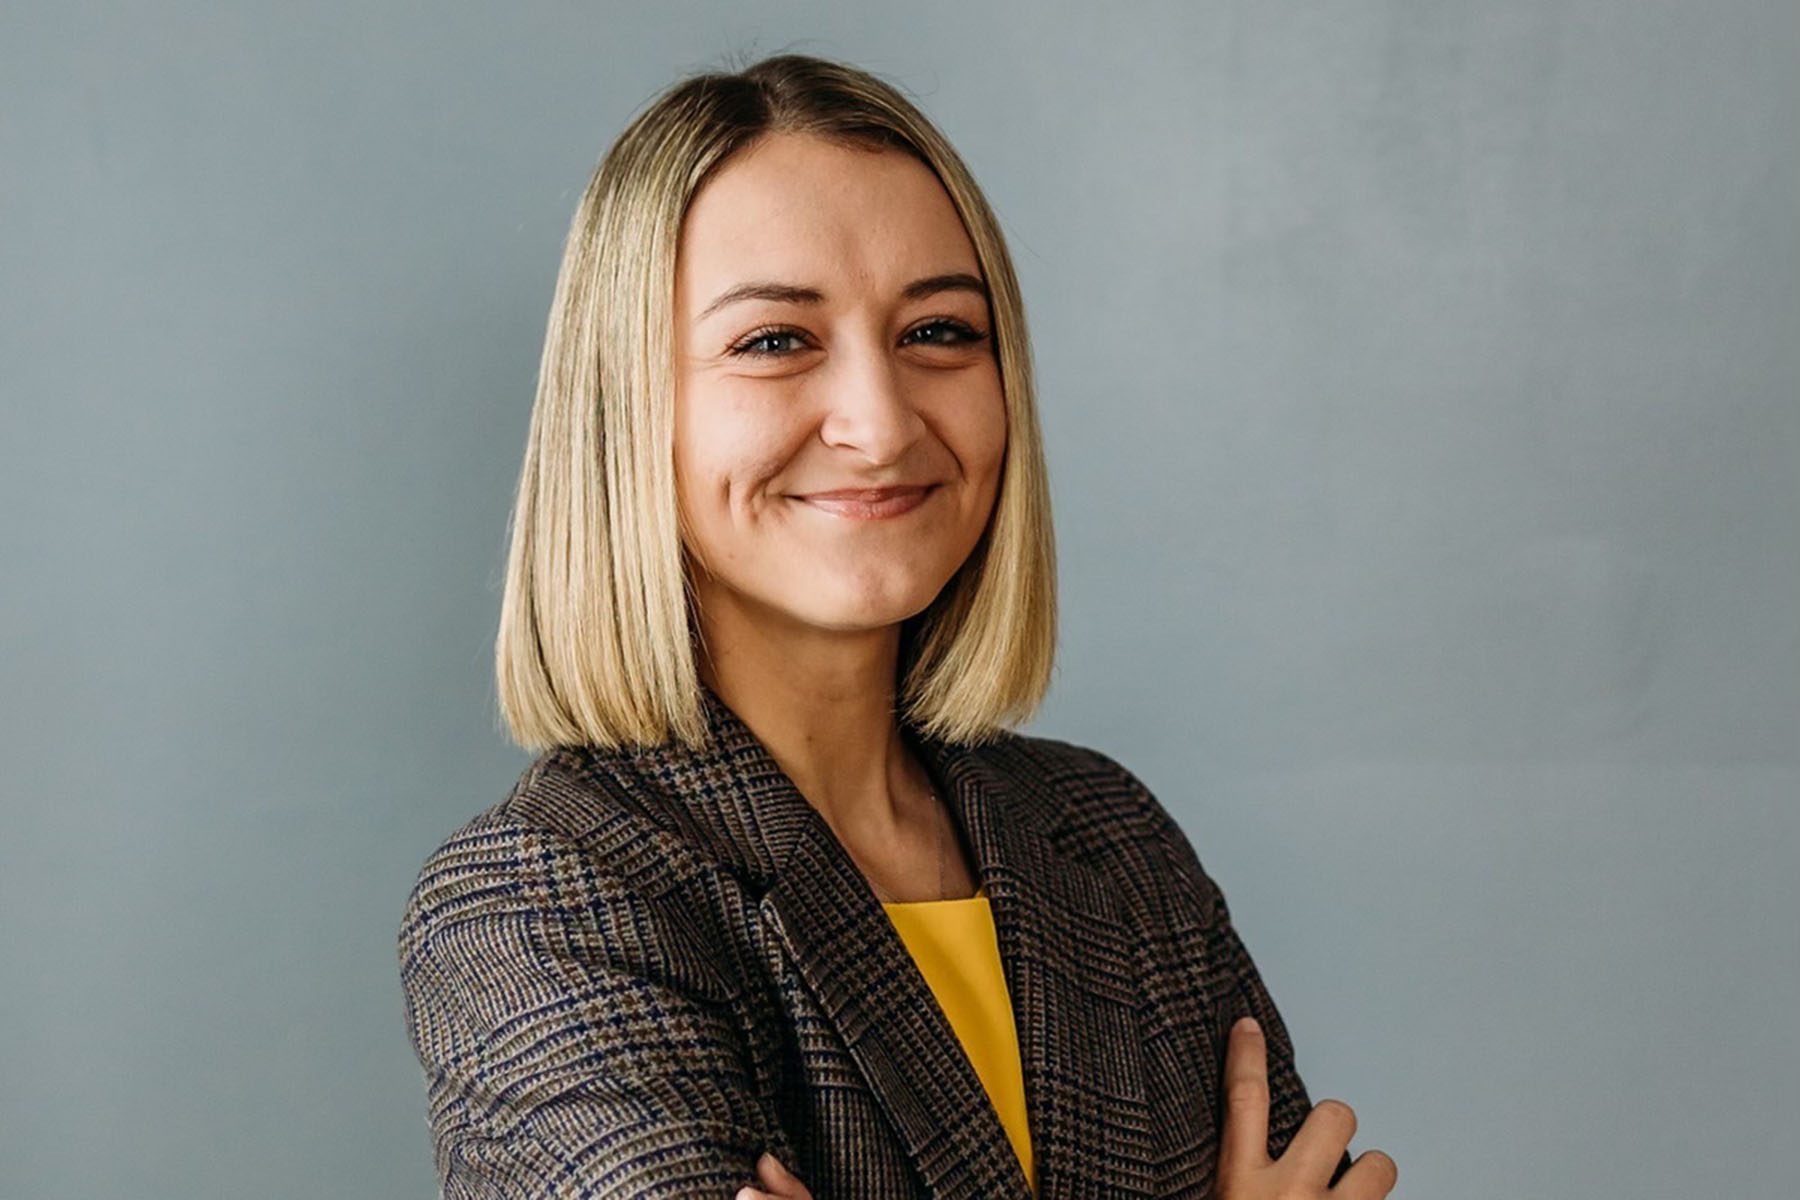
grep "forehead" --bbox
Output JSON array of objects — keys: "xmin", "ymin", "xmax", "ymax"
[{"xmin": 675, "ymin": 133, "xmax": 979, "ymax": 305}]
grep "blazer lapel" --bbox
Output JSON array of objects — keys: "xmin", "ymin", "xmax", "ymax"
[
  {"xmin": 761, "ymin": 811, "xmax": 1037, "ymax": 1200},
  {"xmin": 621, "ymin": 685, "xmax": 1155, "ymax": 1200},
  {"xmin": 911, "ymin": 728, "xmax": 1158, "ymax": 1200}
]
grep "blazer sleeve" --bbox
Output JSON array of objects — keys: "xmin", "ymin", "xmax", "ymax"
[
  {"xmin": 396, "ymin": 816, "xmax": 778, "ymax": 1199},
  {"xmin": 1129, "ymin": 770, "xmax": 1358, "ymax": 1190}
]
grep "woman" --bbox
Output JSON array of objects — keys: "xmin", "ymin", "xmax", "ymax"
[{"xmin": 397, "ymin": 52, "xmax": 1395, "ymax": 1200}]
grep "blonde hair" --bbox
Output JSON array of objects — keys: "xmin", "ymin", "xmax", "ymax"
[{"xmin": 495, "ymin": 51, "xmax": 1058, "ymax": 752}]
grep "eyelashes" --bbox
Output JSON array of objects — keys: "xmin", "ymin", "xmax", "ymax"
[{"xmin": 726, "ymin": 318, "xmax": 990, "ymax": 359}]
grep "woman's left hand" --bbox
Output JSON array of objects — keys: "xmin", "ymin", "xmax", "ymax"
[{"xmin": 735, "ymin": 1151, "xmax": 813, "ymax": 1200}]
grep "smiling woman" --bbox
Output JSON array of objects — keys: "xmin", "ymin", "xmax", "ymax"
[
  {"xmin": 396, "ymin": 50, "xmax": 1390, "ymax": 1200},
  {"xmin": 673, "ymin": 130, "xmax": 1010, "ymax": 682}
]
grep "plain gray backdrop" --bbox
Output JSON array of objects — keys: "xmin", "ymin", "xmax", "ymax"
[{"xmin": 3, "ymin": 2, "xmax": 1795, "ymax": 1197}]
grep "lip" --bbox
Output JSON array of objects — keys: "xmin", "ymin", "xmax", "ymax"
[{"xmin": 791, "ymin": 484, "xmax": 937, "ymax": 520}]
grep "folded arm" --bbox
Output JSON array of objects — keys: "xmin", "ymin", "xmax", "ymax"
[
  {"xmin": 398, "ymin": 818, "xmax": 780, "ymax": 1199},
  {"xmin": 1127, "ymin": 766, "xmax": 1358, "ymax": 1189}
]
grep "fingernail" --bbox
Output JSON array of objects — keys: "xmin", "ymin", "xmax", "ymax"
[{"xmin": 1236, "ymin": 1015, "xmax": 1260, "ymax": 1034}]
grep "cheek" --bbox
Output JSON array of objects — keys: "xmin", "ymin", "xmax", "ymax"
[
  {"xmin": 947, "ymin": 385, "xmax": 1009, "ymax": 488},
  {"xmin": 674, "ymin": 393, "xmax": 804, "ymax": 527}
]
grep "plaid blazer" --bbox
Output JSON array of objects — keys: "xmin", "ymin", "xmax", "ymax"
[{"xmin": 397, "ymin": 684, "xmax": 1353, "ymax": 1199}]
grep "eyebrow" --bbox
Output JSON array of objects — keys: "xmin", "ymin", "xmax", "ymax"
[{"xmin": 697, "ymin": 271, "xmax": 989, "ymax": 322}]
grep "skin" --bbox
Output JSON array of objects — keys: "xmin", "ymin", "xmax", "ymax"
[
  {"xmin": 736, "ymin": 1019, "xmax": 1400, "ymax": 1200},
  {"xmin": 688, "ymin": 134, "xmax": 1397, "ymax": 1200},
  {"xmin": 1213, "ymin": 1017, "xmax": 1399, "ymax": 1199},
  {"xmin": 673, "ymin": 128, "xmax": 1002, "ymax": 910},
  {"xmin": 672, "ymin": 130, "xmax": 1004, "ymax": 1199}
]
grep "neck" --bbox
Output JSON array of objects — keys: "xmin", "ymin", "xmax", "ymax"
[{"xmin": 693, "ymin": 600, "xmax": 933, "ymax": 847}]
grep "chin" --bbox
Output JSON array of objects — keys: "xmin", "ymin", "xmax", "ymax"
[{"xmin": 788, "ymin": 579, "xmax": 943, "ymax": 631}]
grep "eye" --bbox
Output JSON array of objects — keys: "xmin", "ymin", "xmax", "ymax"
[
  {"xmin": 902, "ymin": 318, "xmax": 989, "ymax": 349},
  {"xmin": 724, "ymin": 318, "xmax": 992, "ymax": 359},
  {"xmin": 727, "ymin": 326, "xmax": 813, "ymax": 358}
]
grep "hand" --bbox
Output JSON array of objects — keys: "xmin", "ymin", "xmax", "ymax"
[
  {"xmin": 735, "ymin": 1151, "xmax": 813, "ymax": 1200},
  {"xmin": 1215, "ymin": 1016, "xmax": 1398, "ymax": 1199}
]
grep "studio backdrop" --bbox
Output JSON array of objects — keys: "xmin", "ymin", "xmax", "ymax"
[{"xmin": 2, "ymin": 3, "xmax": 1795, "ymax": 1198}]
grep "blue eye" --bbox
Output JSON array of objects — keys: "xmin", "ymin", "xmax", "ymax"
[
  {"xmin": 726, "ymin": 319, "xmax": 989, "ymax": 358},
  {"xmin": 728, "ymin": 328, "xmax": 810, "ymax": 357},
  {"xmin": 903, "ymin": 319, "xmax": 988, "ymax": 348}
]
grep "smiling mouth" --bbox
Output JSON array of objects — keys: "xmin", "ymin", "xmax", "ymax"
[{"xmin": 791, "ymin": 485, "xmax": 938, "ymax": 520}]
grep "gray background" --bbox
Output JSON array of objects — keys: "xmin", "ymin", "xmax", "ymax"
[{"xmin": 3, "ymin": 2, "xmax": 1795, "ymax": 1197}]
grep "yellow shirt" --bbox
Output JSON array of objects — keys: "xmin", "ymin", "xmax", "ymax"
[{"xmin": 881, "ymin": 886, "xmax": 1036, "ymax": 1194}]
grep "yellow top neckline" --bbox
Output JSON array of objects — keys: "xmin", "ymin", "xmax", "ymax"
[
  {"xmin": 882, "ymin": 885, "xmax": 988, "ymax": 907},
  {"xmin": 877, "ymin": 879, "xmax": 1034, "ymax": 1191}
]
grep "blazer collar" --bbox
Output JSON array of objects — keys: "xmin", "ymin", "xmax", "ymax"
[{"xmin": 603, "ymin": 683, "xmax": 1156, "ymax": 1200}]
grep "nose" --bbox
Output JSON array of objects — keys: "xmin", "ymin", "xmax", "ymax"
[{"xmin": 815, "ymin": 332, "xmax": 926, "ymax": 466}]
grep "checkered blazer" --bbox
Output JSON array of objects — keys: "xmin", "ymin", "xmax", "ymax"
[{"xmin": 397, "ymin": 684, "xmax": 1353, "ymax": 1198}]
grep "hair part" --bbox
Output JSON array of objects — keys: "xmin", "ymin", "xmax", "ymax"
[{"xmin": 495, "ymin": 51, "xmax": 1058, "ymax": 752}]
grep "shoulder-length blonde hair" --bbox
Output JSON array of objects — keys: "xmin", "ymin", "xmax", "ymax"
[{"xmin": 496, "ymin": 51, "xmax": 1057, "ymax": 753}]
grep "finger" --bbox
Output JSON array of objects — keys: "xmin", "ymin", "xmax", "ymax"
[
  {"xmin": 1329, "ymin": 1147, "xmax": 1398, "ymax": 1198},
  {"xmin": 1219, "ymin": 1015, "xmax": 1271, "ymax": 1170},
  {"xmin": 734, "ymin": 1189, "xmax": 771, "ymax": 1200},
  {"xmin": 1286, "ymin": 1098, "xmax": 1358, "ymax": 1183},
  {"xmin": 757, "ymin": 1152, "xmax": 810, "ymax": 1198}
]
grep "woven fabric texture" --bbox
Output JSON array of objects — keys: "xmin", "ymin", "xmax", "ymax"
[{"xmin": 397, "ymin": 683, "xmax": 1352, "ymax": 1199}]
